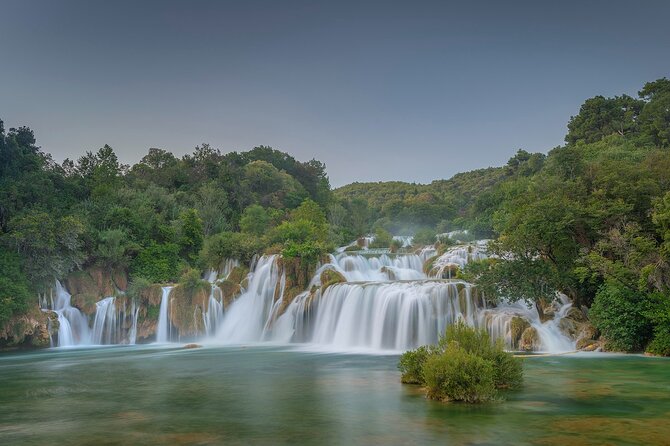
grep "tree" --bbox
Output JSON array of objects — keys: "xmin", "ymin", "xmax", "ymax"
[
  {"xmin": 177, "ymin": 209, "xmax": 204, "ymax": 264},
  {"xmin": 638, "ymin": 78, "xmax": 670, "ymax": 148},
  {"xmin": 565, "ymin": 95, "xmax": 643, "ymax": 144},
  {"xmin": 0, "ymin": 246, "xmax": 31, "ymax": 329},
  {"xmin": 239, "ymin": 204, "xmax": 270, "ymax": 236}
]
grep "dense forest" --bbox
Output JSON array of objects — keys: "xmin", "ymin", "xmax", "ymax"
[{"xmin": 1, "ymin": 77, "xmax": 670, "ymax": 355}]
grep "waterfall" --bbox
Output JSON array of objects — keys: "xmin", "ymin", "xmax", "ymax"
[
  {"xmin": 215, "ymin": 256, "xmax": 281, "ymax": 343},
  {"xmin": 128, "ymin": 300, "xmax": 139, "ymax": 345},
  {"xmin": 203, "ymin": 285, "xmax": 224, "ymax": 336},
  {"xmin": 322, "ymin": 253, "xmax": 425, "ymax": 282},
  {"xmin": 91, "ymin": 297, "xmax": 117, "ymax": 345},
  {"xmin": 211, "ymin": 247, "xmax": 576, "ymax": 353},
  {"xmin": 156, "ymin": 286, "xmax": 173, "ymax": 343},
  {"xmin": 52, "ymin": 281, "xmax": 91, "ymax": 347}
]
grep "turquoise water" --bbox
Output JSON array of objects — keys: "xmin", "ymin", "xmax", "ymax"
[{"xmin": 1, "ymin": 346, "xmax": 669, "ymax": 445}]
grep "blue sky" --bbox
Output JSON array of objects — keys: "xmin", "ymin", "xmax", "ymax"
[{"xmin": 1, "ymin": 0, "xmax": 669, "ymax": 186}]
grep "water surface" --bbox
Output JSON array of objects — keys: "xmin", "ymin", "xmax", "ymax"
[{"xmin": 0, "ymin": 346, "xmax": 668, "ymax": 445}]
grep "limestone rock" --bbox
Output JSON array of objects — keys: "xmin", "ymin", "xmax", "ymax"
[
  {"xmin": 519, "ymin": 326, "xmax": 541, "ymax": 351},
  {"xmin": 320, "ymin": 269, "xmax": 346, "ymax": 290},
  {"xmin": 0, "ymin": 305, "xmax": 56, "ymax": 348},
  {"xmin": 510, "ymin": 316, "xmax": 530, "ymax": 349}
]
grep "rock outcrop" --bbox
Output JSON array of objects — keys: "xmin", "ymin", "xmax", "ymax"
[{"xmin": 0, "ymin": 305, "xmax": 57, "ymax": 349}]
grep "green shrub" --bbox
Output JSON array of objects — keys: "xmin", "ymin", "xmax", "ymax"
[
  {"xmin": 423, "ymin": 341, "xmax": 497, "ymax": 403},
  {"xmin": 398, "ymin": 345, "xmax": 433, "ymax": 384},
  {"xmin": 126, "ymin": 276, "xmax": 152, "ymax": 301},
  {"xmin": 369, "ymin": 227, "xmax": 393, "ymax": 248},
  {"xmin": 130, "ymin": 243, "xmax": 181, "ymax": 283},
  {"xmin": 589, "ymin": 282, "xmax": 652, "ymax": 352},
  {"xmin": 179, "ymin": 267, "xmax": 208, "ymax": 291},
  {"xmin": 490, "ymin": 348, "xmax": 523, "ymax": 389},
  {"xmin": 399, "ymin": 321, "xmax": 523, "ymax": 403},
  {"xmin": 644, "ymin": 292, "xmax": 670, "ymax": 356},
  {"xmin": 0, "ymin": 247, "xmax": 31, "ymax": 329}
]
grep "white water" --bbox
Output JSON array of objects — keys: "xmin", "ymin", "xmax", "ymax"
[
  {"xmin": 42, "ymin": 241, "xmax": 575, "ymax": 353},
  {"xmin": 51, "ymin": 281, "xmax": 91, "ymax": 347},
  {"xmin": 210, "ymin": 247, "xmax": 576, "ymax": 353},
  {"xmin": 42, "ymin": 281, "xmax": 142, "ymax": 347},
  {"xmin": 91, "ymin": 297, "xmax": 117, "ymax": 345},
  {"xmin": 215, "ymin": 256, "xmax": 282, "ymax": 343},
  {"xmin": 156, "ymin": 286, "xmax": 173, "ymax": 343}
]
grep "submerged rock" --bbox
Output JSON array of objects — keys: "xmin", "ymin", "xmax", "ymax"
[{"xmin": 183, "ymin": 343, "xmax": 201, "ymax": 349}]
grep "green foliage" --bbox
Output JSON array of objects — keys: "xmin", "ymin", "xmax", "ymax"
[
  {"xmin": 239, "ymin": 204, "xmax": 270, "ymax": 236},
  {"xmin": 95, "ymin": 229, "xmax": 136, "ymax": 268},
  {"xmin": 565, "ymin": 95, "xmax": 643, "ymax": 144},
  {"xmin": 399, "ymin": 322, "xmax": 523, "ymax": 403},
  {"xmin": 369, "ymin": 227, "xmax": 393, "ymax": 248},
  {"xmin": 644, "ymin": 293, "xmax": 670, "ymax": 356},
  {"xmin": 398, "ymin": 345, "xmax": 433, "ymax": 384},
  {"xmin": 423, "ymin": 342, "xmax": 497, "ymax": 403},
  {"xmin": 201, "ymin": 231, "xmax": 262, "ymax": 266},
  {"xmin": 589, "ymin": 282, "xmax": 652, "ymax": 352},
  {"xmin": 5, "ymin": 211, "xmax": 85, "ymax": 289},
  {"xmin": 177, "ymin": 209, "xmax": 204, "ymax": 264},
  {"xmin": 130, "ymin": 243, "xmax": 181, "ymax": 283},
  {"xmin": 179, "ymin": 267, "xmax": 208, "ymax": 291},
  {"xmin": 0, "ymin": 247, "xmax": 31, "ymax": 329},
  {"xmin": 125, "ymin": 276, "xmax": 152, "ymax": 301},
  {"xmin": 413, "ymin": 228, "xmax": 436, "ymax": 246},
  {"xmin": 638, "ymin": 78, "xmax": 670, "ymax": 148}
]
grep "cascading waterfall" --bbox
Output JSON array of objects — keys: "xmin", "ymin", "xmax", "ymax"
[
  {"xmin": 215, "ymin": 255, "xmax": 282, "ymax": 343},
  {"xmin": 91, "ymin": 297, "xmax": 117, "ymax": 345},
  {"xmin": 156, "ymin": 286, "xmax": 173, "ymax": 343},
  {"xmin": 51, "ymin": 281, "xmax": 91, "ymax": 347},
  {"xmin": 212, "ymin": 243, "xmax": 576, "ymax": 353},
  {"xmin": 128, "ymin": 300, "xmax": 140, "ymax": 345},
  {"xmin": 203, "ymin": 285, "xmax": 224, "ymax": 336},
  {"xmin": 41, "ymin": 281, "xmax": 141, "ymax": 347},
  {"xmin": 322, "ymin": 253, "xmax": 425, "ymax": 282},
  {"xmin": 41, "ymin": 240, "xmax": 576, "ymax": 353}
]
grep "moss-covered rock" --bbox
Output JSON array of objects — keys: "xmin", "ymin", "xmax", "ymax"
[
  {"xmin": 564, "ymin": 306, "xmax": 588, "ymax": 323},
  {"xmin": 64, "ymin": 267, "xmax": 128, "ymax": 315},
  {"xmin": 423, "ymin": 255, "xmax": 440, "ymax": 275},
  {"xmin": 510, "ymin": 316, "xmax": 530, "ymax": 349},
  {"xmin": 168, "ymin": 283, "xmax": 210, "ymax": 338},
  {"xmin": 320, "ymin": 269, "xmax": 346, "ymax": 290},
  {"xmin": 227, "ymin": 266, "xmax": 249, "ymax": 286},
  {"xmin": 0, "ymin": 305, "xmax": 56, "ymax": 349},
  {"xmin": 519, "ymin": 326, "xmax": 541, "ymax": 351},
  {"xmin": 219, "ymin": 280, "xmax": 241, "ymax": 309},
  {"xmin": 575, "ymin": 323, "xmax": 599, "ymax": 350}
]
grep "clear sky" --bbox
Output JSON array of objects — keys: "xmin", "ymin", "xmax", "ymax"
[{"xmin": 1, "ymin": 0, "xmax": 669, "ymax": 187}]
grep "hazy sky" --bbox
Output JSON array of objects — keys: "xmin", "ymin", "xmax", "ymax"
[{"xmin": 1, "ymin": 0, "xmax": 669, "ymax": 187}]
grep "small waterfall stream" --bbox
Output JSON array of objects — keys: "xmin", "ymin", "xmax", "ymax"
[{"xmin": 156, "ymin": 286, "xmax": 173, "ymax": 343}]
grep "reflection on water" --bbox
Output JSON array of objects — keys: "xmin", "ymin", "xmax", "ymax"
[{"xmin": 0, "ymin": 347, "xmax": 669, "ymax": 445}]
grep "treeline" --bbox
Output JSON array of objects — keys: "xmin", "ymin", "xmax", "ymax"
[
  {"xmin": 0, "ymin": 128, "xmax": 373, "ymax": 328},
  {"xmin": 338, "ymin": 78, "xmax": 670, "ymax": 355}
]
